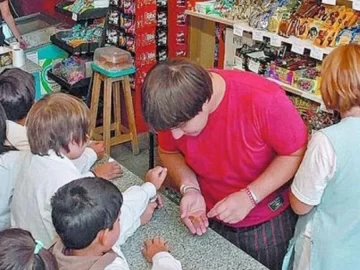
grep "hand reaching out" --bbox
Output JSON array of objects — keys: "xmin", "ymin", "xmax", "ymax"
[
  {"xmin": 180, "ymin": 190, "xmax": 208, "ymax": 236},
  {"xmin": 207, "ymin": 190, "xmax": 254, "ymax": 224},
  {"xmin": 142, "ymin": 236, "xmax": 169, "ymax": 263},
  {"xmin": 140, "ymin": 202, "xmax": 157, "ymax": 225},
  {"xmin": 92, "ymin": 162, "xmax": 123, "ymax": 180},
  {"xmin": 145, "ymin": 166, "xmax": 167, "ymax": 190},
  {"xmin": 88, "ymin": 141, "xmax": 105, "ymax": 159}
]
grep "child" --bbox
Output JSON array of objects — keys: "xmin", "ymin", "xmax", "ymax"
[
  {"xmin": 11, "ymin": 93, "xmax": 123, "ymax": 248},
  {"xmin": 282, "ymin": 44, "xmax": 360, "ymax": 270},
  {"xmin": 50, "ymin": 174, "xmax": 182, "ymax": 270},
  {"xmin": 0, "ymin": 68, "xmax": 105, "ymax": 175},
  {"xmin": 0, "ymin": 228, "xmax": 58, "ymax": 270},
  {"xmin": 0, "ymin": 103, "xmax": 24, "ymax": 230}
]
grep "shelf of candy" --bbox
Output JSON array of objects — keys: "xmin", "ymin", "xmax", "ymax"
[
  {"xmin": 233, "ymin": 41, "xmax": 323, "ymax": 104},
  {"xmin": 168, "ymin": 0, "xmax": 188, "ymax": 57},
  {"xmin": 51, "ymin": 23, "xmax": 103, "ymax": 55},
  {"xmin": 287, "ymin": 93, "xmax": 340, "ymax": 134},
  {"xmin": 187, "ymin": 0, "xmax": 360, "ymax": 59},
  {"xmin": 48, "ymin": 56, "xmax": 92, "ymax": 91},
  {"xmin": 56, "ymin": 0, "xmax": 109, "ymax": 21}
]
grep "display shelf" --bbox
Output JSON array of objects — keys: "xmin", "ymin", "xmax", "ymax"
[
  {"xmin": 185, "ymin": 10, "xmax": 333, "ymax": 60},
  {"xmin": 47, "ymin": 70, "xmax": 91, "ymax": 91},
  {"xmin": 232, "ymin": 65, "xmax": 323, "ymax": 104},
  {"xmin": 50, "ymin": 34, "xmax": 100, "ymax": 55},
  {"xmin": 55, "ymin": 1, "xmax": 108, "ymax": 21},
  {"xmin": 185, "ymin": 10, "xmax": 236, "ymax": 26}
]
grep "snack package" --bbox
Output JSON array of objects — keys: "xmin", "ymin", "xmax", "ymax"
[
  {"xmin": 307, "ymin": 19, "xmax": 324, "ymax": 41},
  {"xmin": 313, "ymin": 26, "xmax": 339, "ymax": 47},
  {"xmin": 324, "ymin": 6, "xmax": 346, "ymax": 28},
  {"xmin": 296, "ymin": 18, "xmax": 311, "ymax": 39},
  {"xmin": 292, "ymin": 67, "xmax": 321, "ymax": 94}
]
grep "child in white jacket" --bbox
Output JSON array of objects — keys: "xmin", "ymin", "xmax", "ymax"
[
  {"xmin": 11, "ymin": 93, "xmax": 122, "ymax": 247},
  {"xmin": 50, "ymin": 175, "xmax": 182, "ymax": 270}
]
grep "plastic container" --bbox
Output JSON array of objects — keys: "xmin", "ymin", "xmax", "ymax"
[{"xmin": 94, "ymin": 46, "xmax": 133, "ymax": 72}]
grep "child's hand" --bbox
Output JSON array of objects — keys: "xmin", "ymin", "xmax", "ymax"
[
  {"xmin": 140, "ymin": 202, "xmax": 157, "ymax": 225},
  {"xmin": 142, "ymin": 236, "xmax": 169, "ymax": 263},
  {"xmin": 92, "ymin": 162, "xmax": 123, "ymax": 180},
  {"xmin": 145, "ymin": 166, "xmax": 167, "ymax": 190},
  {"xmin": 88, "ymin": 141, "xmax": 105, "ymax": 159}
]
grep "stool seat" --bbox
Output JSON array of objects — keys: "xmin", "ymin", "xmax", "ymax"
[
  {"xmin": 89, "ymin": 65, "xmax": 139, "ymax": 155},
  {"xmin": 91, "ymin": 63, "xmax": 136, "ymax": 78}
]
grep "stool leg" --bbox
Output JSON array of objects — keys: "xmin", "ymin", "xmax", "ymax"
[
  {"xmin": 123, "ymin": 76, "xmax": 139, "ymax": 155},
  {"xmin": 89, "ymin": 72, "xmax": 101, "ymax": 138},
  {"xmin": 149, "ymin": 132, "xmax": 155, "ymax": 169},
  {"xmin": 113, "ymin": 81, "xmax": 121, "ymax": 137},
  {"xmin": 103, "ymin": 78, "xmax": 112, "ymax": 155}
]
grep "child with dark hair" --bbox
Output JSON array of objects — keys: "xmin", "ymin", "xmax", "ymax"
[
  {"xmin": 51, "ymin": 175, "xmax": 181, "ymax": 270},
  {"xmin": 0, "ymin": 68, "xmax": 106, "ymax": 176},
  {"xmin": 0, "ymin": 228, "xmax": 58, "ymax": 270},
  {"xmin": 0, "ymin": 103, "xmax": 24, "ymax": 230},
  {"xmin": 11, "ymin": 93, "xmax": 123, "ymax": 248}
]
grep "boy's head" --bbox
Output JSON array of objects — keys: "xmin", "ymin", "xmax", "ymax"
[
  {"xmin": 26, "ymin": 92, "xmax": 89, "ymax": 158},
  {"xmin": 141, "ymin": 58, "xmax": 213, "ymax": 132},
  {"xmin": 51, "ymin": 177, "xmax": 123, "ymax": 252},
  {"xmin": 321, "ymin": 44, "xmax": 360, "ymax": 113},
  {"xmin": 0, "ymin": 68, "xmax": 35, "ymax": 122},
  {"xmin": 0, "ymin": 228, "xmax": 58, "ymax": 270}
]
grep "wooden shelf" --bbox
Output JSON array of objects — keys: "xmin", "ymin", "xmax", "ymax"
[{"xmin": 185, "ymin": 10, "xmax": 236, "ymax": 26}]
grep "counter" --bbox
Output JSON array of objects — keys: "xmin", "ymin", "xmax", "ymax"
[
  {"xmin": 0, "ymin": 58, "xmax": 42, "ymax": 74},
  {"xmin": 111, "ymin": 165, "xmax": 268, "ymax": 270}
]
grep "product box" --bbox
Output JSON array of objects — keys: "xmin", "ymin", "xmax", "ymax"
[
  {"xmin": 268, "ymin": 64, "xmax": 294, "ymax": 85},
  {"xmin": 292, "ymin": 68, "xmax": 321, "ymax": 94},
  {"xmin": 0, "ymin": 47, "xmax": 12, "ymax": 67},
  {"xmin": 195, "ymin": 1, "xmax": 215, "ymax": 14}
]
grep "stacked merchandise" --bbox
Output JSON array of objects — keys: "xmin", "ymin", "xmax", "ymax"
[
  {"xmin": 199, "ymin": 0, "xmax": 360, "ymax": 49},
  {"xmin": 156, "ymin": 0, "xmax": 168, "ymax": 61},
  {"xmin": 235, "ymin": 42, "xmax": 322, "ymax": 96},
  {"xmin": 168, "ymin": 0, "xmax": 188, "ymax": 57},
  {"xmin": 64, "ymin": 0, "xmax": 110, "ymax": 12},
  {"xmin": 106, "ymin": 0, "xmax": 157, "ymax": 131}
]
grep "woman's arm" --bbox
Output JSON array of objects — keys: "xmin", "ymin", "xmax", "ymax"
[{"xmin": 0, "ymin": 1, "xmax": 23, "ymax": 44}]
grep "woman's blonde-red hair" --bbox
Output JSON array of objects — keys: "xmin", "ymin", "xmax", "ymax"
[{"xmin": 321, "ymin": 44, "xmax": 360, "ymax": 113}]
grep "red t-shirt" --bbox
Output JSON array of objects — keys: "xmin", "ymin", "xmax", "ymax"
[{"xmin": 158, "ymin": 69, "xmax": 307, "ymax": 227}]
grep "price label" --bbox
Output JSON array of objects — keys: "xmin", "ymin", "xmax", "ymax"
[
  {"xmin": 252, "ymin": 30, "xmax": 264, "ymax": 41},
  {"xmin": 310, "ymin": 47, "xmax": 324, "ymax": 60},
  {"xmin": 291, "ymin": 42, "xmax": 305, "ymax": 55},
  {"xmin": 248, "ymin": 59, "xmax": 260, "ymax": 74},
  {"xmin": 353, "ymin": 0, "xmax": 360, "ymax": 11},
  {"xmin": 321, "ymin": 0, "xmax": 336, "ymax": 5},
  {"xmin": 233, "ymin": 24, "xmax": 244, "ymax": 37},
  {"xmin": 270, "ymin": 34, "xmax": 282, "ymax": 47},
  {"xmin": 72, "ymin": 12, "xmax": 78, "ymax": 21}
]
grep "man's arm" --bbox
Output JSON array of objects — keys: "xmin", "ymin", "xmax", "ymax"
[
  {"xmin": 248, "ymin": 146, "xmax": 306, "ymax": 202},
  {"xmin": 158, "ymin": 147, "xmax": 199, "ymax": 190}
]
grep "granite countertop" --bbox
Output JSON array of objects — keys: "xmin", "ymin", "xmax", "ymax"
[
  {"xmin": 111, "ymin": 164, "xmax": 268, "ymax": 270},
  {"xmin": 0, "ymin": 58, "xmax": 42, "ymax": 74}
]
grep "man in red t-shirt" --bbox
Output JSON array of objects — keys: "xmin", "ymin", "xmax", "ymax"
[{"xmin": 141, "ymin": 59, "xmax": 307, "ymax": 270}]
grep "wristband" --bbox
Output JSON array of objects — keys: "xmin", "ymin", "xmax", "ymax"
[
  {"xmin": 180, "ymin": 184, "xmax": 200, "ymax": 195},
  {"xmin": 241, "ymin": 187, "xmax": 259, "ymax": 207}
]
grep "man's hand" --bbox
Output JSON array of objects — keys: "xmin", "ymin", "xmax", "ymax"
[
  {"xmin": 140, "ymin": 202, "xmax": 157, "ymax": 225},
  {"xmin": 207, "ymin": 191, "xmax": 254, "ymax": 224},
  {"xmin": 142, "ymin": 236, "xmax": 169, "ymax": 263},
  {"xmin": 145, "ymin": 166, "xmax": 167, "ymax": 190},
  {"xmin": 92, "ymin": 162, "xmax": 123, "ymax": 180},
  {"xmin": 88, "ymin": 141, "xmax": 105, "ymax": 159},
  {"xmin": 180, "ymin": 190, "xmax": 208, "ymax": 235}
]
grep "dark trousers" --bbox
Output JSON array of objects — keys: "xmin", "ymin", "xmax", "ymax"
[{"xmin": 209, "ymin": 207, "xmax": 298, "ymax": 270}]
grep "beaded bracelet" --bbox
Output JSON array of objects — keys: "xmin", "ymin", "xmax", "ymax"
[{"xmin": 241, "ymin": 187, "xmax": 258, "ymax": 207}]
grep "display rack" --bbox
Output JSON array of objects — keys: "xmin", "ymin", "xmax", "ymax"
[
  {"xmin": 55, "ymin": 1, "xmax": 109, "ymax": 21},
  {"xmin": 48, "ymin": 1, "xmax": 108, "ymax": 96}
]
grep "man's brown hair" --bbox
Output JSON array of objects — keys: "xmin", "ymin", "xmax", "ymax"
[
  {"xmin": 26, "ymin": 93, "xmax": 89, "ymax": 156},
  {"xmin": 141, "ymin": 58, "xmax": 213, "ymax": 131},
  {"xmin": 321, "ymin": 44, "xmax": 360, "ymax": 113}
]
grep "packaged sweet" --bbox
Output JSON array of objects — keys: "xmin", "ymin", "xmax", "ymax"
[
  {"xmin": 292, "ymin": 67, "xmax": 321, "ymax": 94},
  {"xmin": 296, "ymin": 18, "xmax": 311, "ymax": 39},
  {"xmin": 323, "ymin": 6, "xmax": 346, "ymax": 28},
  {"xmin": 307, "ymin": 19, "xmax": 324, "ymax": 41},
  {"xmin": 335, "ymin": 28, "xmax": 353, "ymax": 46},
  {"xmin": 314, "ymin": 26, "xmax": 339, "ymax": 47},
  {"xmin": 94, "ymin": 46, "xmax": 133, "ymax": 71}
]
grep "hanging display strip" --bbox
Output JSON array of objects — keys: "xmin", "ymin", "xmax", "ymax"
[{"xmin": 168, "ymin": 0, "xmax": 188, "ymax": 57}]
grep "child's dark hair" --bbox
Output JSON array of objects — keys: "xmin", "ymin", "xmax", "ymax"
[
  {"xmin": 0, "ymin": 68, "xmax": 35, "ymax": 122},
  {"xmin": 51, "ymin": 177, "xmax": 123, "ymax": 250},
  {"xmin": 0, "ymin": 103, "xmax": 14, "ymax": 155},
  {"xmin": 0, "ymin": 228, "xmax": 58, "ymax": 270}
]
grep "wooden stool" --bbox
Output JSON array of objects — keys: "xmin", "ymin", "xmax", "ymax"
[{"xmin": 89, "ymin": 64, "xmax": 139, "ymax": 155}]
